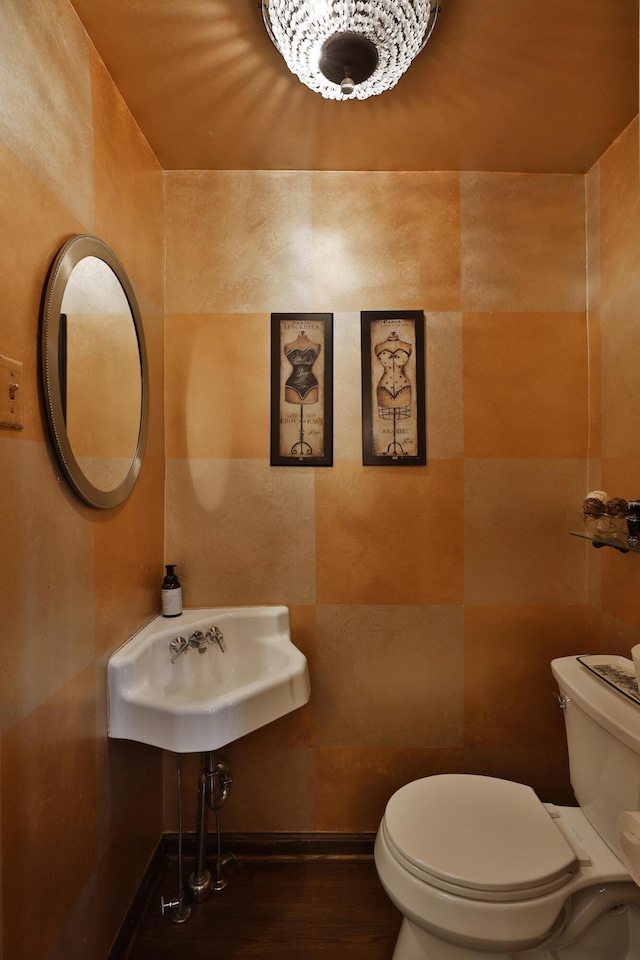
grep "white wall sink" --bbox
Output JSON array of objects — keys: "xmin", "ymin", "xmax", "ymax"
[{"xmin": 108, "ymin": 606, "xmax": 310, "ymax": 753}]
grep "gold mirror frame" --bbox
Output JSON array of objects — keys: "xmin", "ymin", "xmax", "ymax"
[{"xmin": 41, "ymin": 234, "xmax": 149, "ymax": 509}]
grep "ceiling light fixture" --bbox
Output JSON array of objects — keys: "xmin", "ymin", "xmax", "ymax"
[{"xmin": 261, "ymin": 1, "xmax": 440, "ymax": 101}]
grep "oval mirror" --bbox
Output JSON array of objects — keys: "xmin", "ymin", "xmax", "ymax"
[{"xmin": 41, "ymin": 235, "xmax": 149, "ymax": 509}]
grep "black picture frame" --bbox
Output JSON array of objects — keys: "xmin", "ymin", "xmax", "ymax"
[
  {"xmin": 361, "ymin": 310, "xmax": 426, "ymax": 465},
  {"xmin": 270, "ymin": 313, "xmax": 333, "ymax": 467}
]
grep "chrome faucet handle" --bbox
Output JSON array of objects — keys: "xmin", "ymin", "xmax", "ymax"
[
  {"xmin": 169, "ymin": 636, "xmax": 188, "ymax": 663},
  {"xmin": 188, "ymin": 630, "xmax": 208, "ymax": 654},
  {"xmin": 206, "ymin": 626, "xmax": 225, "ymax": 653}
]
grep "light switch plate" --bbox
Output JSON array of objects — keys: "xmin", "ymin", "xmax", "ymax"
[{"xmin": 0, "ymin": 354, "xmax": 23, "ymax": 429}]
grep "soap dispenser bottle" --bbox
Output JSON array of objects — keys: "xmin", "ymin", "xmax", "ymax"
[{"xmin": 162, "ymin": 564, "xmax": 182, "ymax": 618}]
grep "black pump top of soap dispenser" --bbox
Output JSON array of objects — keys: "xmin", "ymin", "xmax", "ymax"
[{"xmin": 163, "ymin": 564, "xmax": 180, "ymax": 587}]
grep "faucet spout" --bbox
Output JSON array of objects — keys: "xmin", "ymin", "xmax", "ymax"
[{"xmin": 188, "ymin": 630, "xmax": 208, "ymax": 654}]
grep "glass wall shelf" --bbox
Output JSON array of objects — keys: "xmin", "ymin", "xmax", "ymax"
[{"xmin": 570, "ymin": 530, "xmax": 640, "ymax": 554}]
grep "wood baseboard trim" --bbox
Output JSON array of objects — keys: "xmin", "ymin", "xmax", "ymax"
[
  {"xmin": 107, "ymin": 836, "xmax": 167, "ymax": 960},
  {"xmin": 164, "ymin": 830, "xmax": 378, "ymax": 859}
]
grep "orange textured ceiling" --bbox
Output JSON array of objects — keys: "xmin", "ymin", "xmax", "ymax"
[{"xmin": 69, "ymin": 0, "xmax": 638, "ymax": 173}]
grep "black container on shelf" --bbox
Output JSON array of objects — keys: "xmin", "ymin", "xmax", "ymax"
[{"xmin": 627, "ymin": 501, "xmax": 640, "ymax": 545}]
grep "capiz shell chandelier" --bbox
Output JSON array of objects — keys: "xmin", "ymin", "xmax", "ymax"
[{"xmin": 262, "ymin": 0, "xmax": 440, "ymax": 101}]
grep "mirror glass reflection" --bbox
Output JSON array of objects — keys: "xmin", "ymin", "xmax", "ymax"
[{"xmin": 60, "ymin": 256, "xmax": 142, "ymax": 491}]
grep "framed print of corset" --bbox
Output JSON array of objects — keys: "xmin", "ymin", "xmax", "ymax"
[
  {"xmin": 270, "ymin": 313, "xmax": 333, "ymax": 466},
  {"xmin": 361, "ymin": 310, "xmax": 426, "ymax": 465}
]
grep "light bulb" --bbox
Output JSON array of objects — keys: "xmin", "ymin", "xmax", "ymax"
[{"xmin": 341, "ymin": 74, "xmax": 356, "ymax": 97}]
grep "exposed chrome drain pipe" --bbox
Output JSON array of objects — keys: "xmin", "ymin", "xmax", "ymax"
[
  {"xmin": 188, "ymin": 751, "xmax": 236, "ymax": 902},
  {"xmin": 160, "ymin": 754, "xmax": 192, "ymax": 924}
]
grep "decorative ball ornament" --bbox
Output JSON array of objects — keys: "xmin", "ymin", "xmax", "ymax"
[{"xmin": 262, "ymin": 0, "xmax": 440, "ymax": 101}]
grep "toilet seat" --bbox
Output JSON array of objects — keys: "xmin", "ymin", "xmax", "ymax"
[{"xmin": 383, "ymin": 774, "xmax": 579, "ymax": 902}]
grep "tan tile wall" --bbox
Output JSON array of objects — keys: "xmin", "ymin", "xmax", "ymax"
[
  {"xmin": 164, "ymin": 167, "xmax": 592, "ymax": 833},
  {"xmin": 0, "ymin": 2, "xmax": 165, "ymax": 958},
  {"xmin": 586, "ymin": 117, "xmax": 640, "ymax": 653}
]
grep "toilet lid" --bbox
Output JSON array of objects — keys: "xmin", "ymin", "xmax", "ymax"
[{"xmin": 383, "ymin": 775, "xmax": 578, "ymax": 901}]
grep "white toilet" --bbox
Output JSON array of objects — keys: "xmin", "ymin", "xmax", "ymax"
[{"xmin": 375, "ymin": 655, "xmax": 640, "ymax": 959}]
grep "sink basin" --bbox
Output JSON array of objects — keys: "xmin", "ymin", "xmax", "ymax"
[{"xmin": 107, "ymin": 606, "xmax": 310, "ymax": 753}]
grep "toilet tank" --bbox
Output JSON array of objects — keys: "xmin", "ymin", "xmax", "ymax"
[{"xmin": 551, "ymin": 656, "xmax": 640, "ymax": 857}]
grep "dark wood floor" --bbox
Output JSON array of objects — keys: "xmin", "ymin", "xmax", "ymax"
[{"xmin": 124, "ymin": 837, "xmax": 402, "ymax": 960}]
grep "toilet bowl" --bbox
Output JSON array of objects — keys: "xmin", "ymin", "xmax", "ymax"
[
  {"xmin": 375, "ymin": 656, "xmax": 640, "ymax": 960},
  {"xmin": 375, "ymin": 774, "xmax": 639, "ymax": 958}
]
